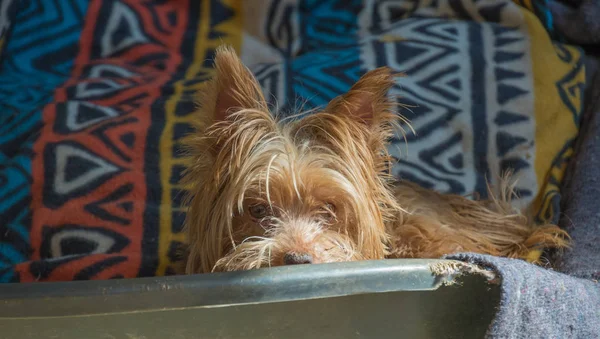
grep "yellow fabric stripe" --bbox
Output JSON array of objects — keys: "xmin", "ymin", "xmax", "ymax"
[
  {"xmin": 515, "ymin": 6, "xmax": 584, "ymax": 262},
  {"xmin": 519, "ymin": 7, "xmax": 583, "ymax": 222},
  {"xmin": 156, "ymin": 0, "xmax": 243, "ymax": 276}
]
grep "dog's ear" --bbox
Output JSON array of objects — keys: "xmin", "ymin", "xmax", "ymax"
[
  {"xmin": 198, "ymin": 45, "xmax": 268, "ymax": 122},
  {"xmin": 324, "ymin": 67, "xmax": 397, "ymax": 126}
]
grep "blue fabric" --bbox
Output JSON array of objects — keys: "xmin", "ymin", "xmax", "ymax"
[{"xmin": 0, "ymin": 0, "xmax": 90, "ymax": 282}]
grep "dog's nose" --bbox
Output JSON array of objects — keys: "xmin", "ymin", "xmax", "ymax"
[{"xmin": 283, "ymin": 252, "xmax": 313, "ymax": 265}]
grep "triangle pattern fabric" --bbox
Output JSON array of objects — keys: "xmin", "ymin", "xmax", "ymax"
[
  {"xmin": 54, "ymin": 101, "xmax": 120, "ymax": 134},
  {"xmin": 84, "ymin": 183, "xmax": 134, "ymax": 225},
  {"xmin": 75, "ymin": 79, "xmax": 125, "ymax": 99},
  {"xmin": 89, "ymin": 64, "xmax": 136, "ymax": 79},
  {"xmin": 91, "ymin": 117, "xmax": 138, "ymax": 163},
  {"xmin": 494, "ymin": 110, "xmax": 529, "ymax": 126},
  {"xmin": 495, "ymin": 67, "xmax": 525, "ymax": 82},
  {"xmin": 100, "ymin": 1, "xmax": 149, "ymax": 57},
  {"xmin": 496, "ymin": 131, "xmax": 528, "ymax": 157},
  {"xmin": 497, "ymin": 83, "xmax": 528, "ymax": 105},
  {"xmin": 43, "ymin": 141, "xmax": 122, "ymax": 208},
  {"xmin": 39, "ymin": 225, "xmax": 130, "ymax": 261}
]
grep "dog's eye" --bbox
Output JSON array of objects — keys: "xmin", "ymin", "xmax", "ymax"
[
  {"xmin": 321, "ymin": 203, "xmax": 336, "ymax": 222},
  {"xmin": 249, "ymin": 204, "xmax": 269, "ymax": 219}
]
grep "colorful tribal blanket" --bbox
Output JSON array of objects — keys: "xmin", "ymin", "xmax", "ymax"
[{"xmin": 0, "ymin": 0, "xmax": 585, "ymax": 282}]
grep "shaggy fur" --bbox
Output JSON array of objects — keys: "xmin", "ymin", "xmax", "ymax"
[{"xmin": 182, "ymin": 45, "xmax": 569, "ymax": 274}]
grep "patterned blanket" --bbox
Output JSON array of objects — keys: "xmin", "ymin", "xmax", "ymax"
[{"xmin": 0, "ymin": 0, "xmax": 585, "ymax": 283}]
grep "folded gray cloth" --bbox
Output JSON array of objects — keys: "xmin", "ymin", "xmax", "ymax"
[
  {"xmin": 555, "ymin": 58, "xmax": 600, "ymax": 279},
  {"xmin": 448, "ymin": 253, "xmax": 600, "ymax": 339},
  {"xmin": 550, "ymin": 0, "xmax": 600, "ymax": 44}
]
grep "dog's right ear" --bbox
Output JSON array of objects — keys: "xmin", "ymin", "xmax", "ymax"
[
  {"xmin": 324, "ymin": 67, "xmax": 398, "ymax": 127},
  {"xmin": 198, "ymin": 45, "xmax": 268, "ymax": 122}
]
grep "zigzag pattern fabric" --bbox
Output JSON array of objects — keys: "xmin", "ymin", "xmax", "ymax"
[{"xmin": 0, "ymin": 0, "xmax": 585, "ymax": 282}]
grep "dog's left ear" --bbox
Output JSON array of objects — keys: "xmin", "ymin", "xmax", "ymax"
[{"xmin": 325, "ymin": 67, "xmax": 398, "ymax": 126}]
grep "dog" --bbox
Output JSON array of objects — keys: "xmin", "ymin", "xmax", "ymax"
[{"xmin": 181, "ymin": 45, "xmax": 569, "ymax": 274}]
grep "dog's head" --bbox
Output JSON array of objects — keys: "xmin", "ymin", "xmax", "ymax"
[{"xmin": 183, "ymin": 45, "xmax": 404, "ymax": 273}]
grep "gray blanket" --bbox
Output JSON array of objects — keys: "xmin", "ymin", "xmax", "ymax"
[
  {"xmin": 448, "ymin": 253, "xmax": 600, "ymax": 339},
  {"xmin": 550, "ymin": 0, "xmax": 600, "ymax": 44},
  {"xmin": 555, "ymin": 58, "xmax": 600, "ymax": 280}
]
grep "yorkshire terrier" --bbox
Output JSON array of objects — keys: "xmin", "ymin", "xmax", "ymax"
[{"xmin": 181, "ymin": 45, "xmax": 569, "ymax": 274}]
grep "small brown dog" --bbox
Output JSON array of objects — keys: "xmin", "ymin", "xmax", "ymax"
[{"xmin": 182, "ymin": 45, "xmax": 569, "ymax": 274}]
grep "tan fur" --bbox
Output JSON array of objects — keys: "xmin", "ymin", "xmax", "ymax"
[
  {"xmin": 388, "ymin": 179, "xmax": 568, "ymax": 259},
  {"xmin": 182, "ymin": 45, "xmax": 569, "ymax": 274}
]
